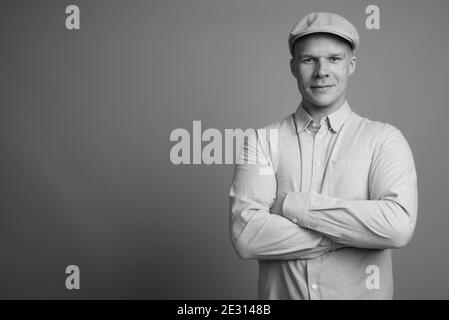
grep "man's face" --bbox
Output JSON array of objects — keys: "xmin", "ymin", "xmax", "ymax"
[{"xmin": 290, "ymin": 33, "xmax": 356, "ymax": 111}]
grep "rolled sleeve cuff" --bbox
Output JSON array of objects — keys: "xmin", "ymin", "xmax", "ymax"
[{"xmin": 282, "ymin": 192, "xmax": 311, "ymax": 228}]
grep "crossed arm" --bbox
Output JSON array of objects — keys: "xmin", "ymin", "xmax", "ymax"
[{"xmin": 229, "ymin": 128, "xmax": 418, "ymax": 260}]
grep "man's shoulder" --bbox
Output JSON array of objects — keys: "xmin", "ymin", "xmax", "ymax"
[
  {"xmin": 256, "ymin": 113, "xmax": 295, "ymax": 133},
  {"xmin": 253, "ymin": 111, "xmax": 404, "ymax": 142},
  {"xmin": 351, "ymin": 112, "xmax": 401, "ymax": 139}
]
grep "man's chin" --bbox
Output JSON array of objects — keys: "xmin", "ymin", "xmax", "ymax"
[{"xmin": 304, "ymin": 97, "xmax": 338, "ymax": 109}]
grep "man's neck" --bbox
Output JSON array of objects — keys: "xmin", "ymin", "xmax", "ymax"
[{"xmin": 302, "ymin": 97, "xmax": 346, "ymax": 121}]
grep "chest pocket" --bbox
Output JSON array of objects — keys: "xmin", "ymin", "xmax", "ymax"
[{"xmin": 325, "ymin": 160, "xmax": 370, "ymax": 200}]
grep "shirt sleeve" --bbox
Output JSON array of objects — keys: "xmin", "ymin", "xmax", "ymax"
[
  {"xmin": 230, "ymin": 129, "xmax": 341, "ymax": 260},
  {"xmin": 282, "ymin": 128, "xmax": 418, "ymax": 249}
]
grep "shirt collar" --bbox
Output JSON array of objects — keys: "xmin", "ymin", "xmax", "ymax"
[{"xmin": 294, "ymin": 101, "xmax": 352, "ymax": 133}]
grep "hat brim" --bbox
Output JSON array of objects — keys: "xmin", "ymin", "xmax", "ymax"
[{"xmin": 289, "ymin": 29, "xmax": 356, "ymax": 54}]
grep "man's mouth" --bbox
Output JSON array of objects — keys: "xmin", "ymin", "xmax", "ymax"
[{"xmin": 310, "ymin": 85, "xmax": 335, "ymax": 89}]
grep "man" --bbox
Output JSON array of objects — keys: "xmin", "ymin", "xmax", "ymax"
[{"xmin": 229, "ymin": 12, "xmax": 418, "ymax": 299}]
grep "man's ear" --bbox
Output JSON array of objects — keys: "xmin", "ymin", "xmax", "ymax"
[
  {"xmin": 348, "ymin": 54, "xmax": 356, "ymax": 76},
  {"xmin": 290, "ymin": 58, "xmax": 298, "ymax": 79}
]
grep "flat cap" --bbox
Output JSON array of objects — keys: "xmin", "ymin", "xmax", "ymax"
[{"xmin": 288, "ymin": 12, "xmax": 359, "ymax": 55}]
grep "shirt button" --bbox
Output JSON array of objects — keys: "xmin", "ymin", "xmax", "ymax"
[
  {"xmin": 311, "ymin": 283, "xmax": 318, "ymax": 290},
  {"xmin": 316, "ymin": 161, "xmax": 321, "ymax": 167},
  {"xmin": 292, "ymin": 217, "xmax": 298, "ymax": 223}
]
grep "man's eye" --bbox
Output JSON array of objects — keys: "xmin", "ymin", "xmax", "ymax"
[
  {"xmin": 330, "ymin": 57, "xmax": 342, "ymax": 62},
  {"xmin": 302, "ymin": 58, "xmax": 314, "ymax": 63}
]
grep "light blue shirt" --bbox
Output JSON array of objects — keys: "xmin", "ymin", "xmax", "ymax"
[{"xmin": 229, "ymin": 101, "xmax": 418, "ymax": 299}]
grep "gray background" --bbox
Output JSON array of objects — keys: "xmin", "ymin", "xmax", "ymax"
[{"xmin": 0, "ymin": 0, "xmax": 448, "ymax": 299}]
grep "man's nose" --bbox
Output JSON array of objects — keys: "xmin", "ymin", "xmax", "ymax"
[{"xmin": 314, "ymin": 60, "xmax": 330, "ymax": 78}]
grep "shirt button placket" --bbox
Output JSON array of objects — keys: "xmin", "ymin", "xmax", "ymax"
[
  {"xmin": 312, "ymin": 125, "xmax": 323, "ymax": 192},
  {"xmin": 307, "ymin": 260, "xmax": 321, "ymax": 300}
]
